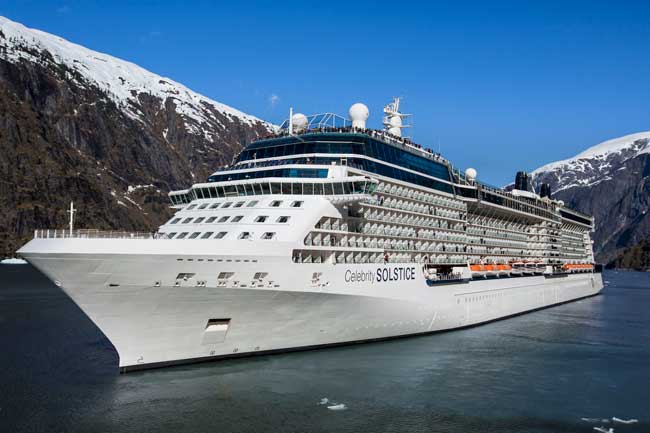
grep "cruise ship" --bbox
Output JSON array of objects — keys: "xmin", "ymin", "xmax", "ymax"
[{"xmin": 18, "ymin": 99, "xmax": 603, "ymax": 372}]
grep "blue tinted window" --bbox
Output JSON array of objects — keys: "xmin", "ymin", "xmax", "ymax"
[
  {"xmin": 208, "ymin": 168, "xmax": 328, "ymax": 183},
  {"xmin": 236, "ymin": 133, "xmax": 451, "ymax": 183}
]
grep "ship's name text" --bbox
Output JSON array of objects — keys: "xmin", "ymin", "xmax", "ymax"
[{"xmin": 344, "ymin": 267, "xmax": 416, "ymax": 284}]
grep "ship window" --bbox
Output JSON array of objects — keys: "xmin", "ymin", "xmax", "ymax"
[
  {"xmin": 222, "ymin": 202, "xmax": 233, "ymax": 208},
  {"xmin": 198, "ymin": 204, "xmax": 208, "ymax": 209},
  {"xmin": 244, "ymin": 184, "xmax": 255, "ymax": 196},
  {"xmin": 291, "ymin": 201, "xmax": 303, "ymax": 208},
  {"xmin": 261, "ymin": 183, "xmax": 271, "ymax": 194},
  {"xmin": 177, "ymin": 232, "xmax": 189, "ymax": 239},
  {"xmin": 271, "ymin": 200, "xmax": 282, "ymax": 207},
  {"xmin": 247, "ymin": 200, "xmax": 259, "ymax": 207},
  {"xmin": 206, "ymin": 216, "xmax": 218, "ymax": 223},
  {"xmin": 232, "ymin": 216, "xmax": 244, "ymax": 222},
  {"xmin": 189, "ymin": 232, "xmax": 201, "ymax": 239},
  {"xmin": 271, "ymin": 183, "xmax": 281, "ymax": 194},
  {"xmin": 277, "ymin": 216, "xmax": 290, "ymax": 223},
  {"xmin": 170, "ymin": 218, "xmax": 181, "ymax": 224},
  {"xmin": 182, "ymin": 218, "xmax": 193, "ymax": 224},
  {"xmin": 210, "ymin": 202, "xmax": 221, "ymax": 209},
  {"xmin": 239, "ymin": 232, "xmax": 251, "ymax": 240},
  {"xmin": 201, "ymin": 232, "xmax": 214, "ymax": 239},
  {"xmin": 234, "ymin": 201, "xmax": 245, "ymax": 208},
  {"xmin": 217, "ymin": 272, "xmax": 234, "ymax": 279},
  {"xmin": 187, "ymin": 204, "xmax": 197, "ymax": 210},
  {"xmin": 255, "ymin": 216, "xmax": 268, "ymax": 223},
  {"xmin": 194, "ymin": 217, "xmax": 205, "ymax": 224},
  {"xmin": 261, "ymin": 232, "xmax": 276, "ymax": 240},
  {"xmin": 215, "ymin": 231, "xmax": 227, "ymax": 239},
  {"xmin": 218, "ymin": 216, "xmax": 230, "ymax": 223},
  {"xmin": 167, "ymin": 232, "xmax": 177, "ymax": 239}
]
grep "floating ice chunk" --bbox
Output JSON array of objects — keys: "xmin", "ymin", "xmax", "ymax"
[
  {"xmin": 0, "ymin": 258, "xmax": 27, "ymax": 265},
  {"xmin": 327, "ymin": 404, "xmax": 347, "ymax": 411},
  {"xmin": 593, "ymin": 427, "xmax": 614, "ymax": 433},
  {"xmin": 612, "ymin": 417, "xmax": 638, "ymax": 424},
  {"xmin": 581, "ymin": 418, "xmax": 611, "ymax": 423},
  {"xmin": 318, "ymin": 398, "xmax": 329, "ymax": 405}
]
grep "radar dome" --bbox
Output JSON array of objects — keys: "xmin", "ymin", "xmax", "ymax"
[
  {"xmin": 465, "ymin": 168, "xmax": 477, "ymax": 182},
  {"xmin": 349, "ymin": 103, "xmax": 369, "ymax": 129},
  {"xmin": 291, "ymin": 113, "xmax": 308, "ymax": 132}
]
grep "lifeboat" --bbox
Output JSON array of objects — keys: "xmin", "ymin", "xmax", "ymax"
[
  {"xmin": 532, "ymin": 261, "xmax": 545, "ymax": 275},
  {"xmin": 484, "ymin": 264, "xmax": 498, "ymax": 277},
  {"xmin": 497, "ymin": 264, "xmax": 512, "ymax": 277},
  {"xmin": 470, "ymin": 264, "xmax": 487, "ymax": 278},
  {"xmin": 470, "ymin": 264, "xmax": 506, "ymax": 278},
  {"xmin": 509, "ymin": 261, "xmax": 524, "ymax": 276},
  {"xmin": 562, "ymin": 263, "xmax": 594, "ymax": 273}
]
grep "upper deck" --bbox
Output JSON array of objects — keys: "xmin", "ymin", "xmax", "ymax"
[{"xmin": 171, "ymin": 101, "xmax": 594, "ymax": 229}]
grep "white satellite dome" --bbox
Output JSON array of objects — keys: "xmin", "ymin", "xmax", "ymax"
[
  {"xmin": 291, "ymin": 113, "xmax": 308, "ymax": 132},
  {"xmin": 465, "ymin": 168, "xmax": 477, "ymax": 182},
  {"xmin": 349, "ymin": 103, "xmax": 369, "ymax": 129}
]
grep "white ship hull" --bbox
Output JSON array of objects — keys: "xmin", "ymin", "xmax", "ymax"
[{"xmin": 20, "ymin": 243, "xmax": 603, "ymax": 372}]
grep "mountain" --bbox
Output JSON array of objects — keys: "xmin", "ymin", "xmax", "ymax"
[
  {"xmin": 607, "ymin": 239, "xmax": 650, "ymax": 271},
  {"xmin": 0, "ymin": 16, "xmax": 275, "ymax": 257},
  {"xmin": 532, "ymin": 131, "xmax": 650, "ymax": 263}
]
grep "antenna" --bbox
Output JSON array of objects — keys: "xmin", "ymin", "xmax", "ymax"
[
  {"xmin": 67, "ymin": 202, "xmax": 76, "ymax": 235},
  {"xmin": 288, "ymin": 107, "xmax": 294, "ymax": 135}
]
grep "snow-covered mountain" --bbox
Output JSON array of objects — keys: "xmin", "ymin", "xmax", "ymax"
[
  {"xmin": 0, "ymin": 16, "xmax": 274, "ymax": 257},
  {"xmin": 533, "ymin": 132, "xmax": 650, "ymax": 263},
  {"xmin": 532, "ymin": 132, "xmax": 650, "ymax": 193},
  {"xmin": 0, "ymin": 16, "xmax": 274, "ymax": 138}
]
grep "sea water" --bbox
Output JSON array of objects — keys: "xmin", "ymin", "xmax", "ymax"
[{"xmin": 0, "ymin": 265, "xmax": 647, "ymax": 433}]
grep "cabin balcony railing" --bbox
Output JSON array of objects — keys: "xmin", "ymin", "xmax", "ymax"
[{"xmin": 34, "ymin": 229, "xmax": 162, "ymax": 240}]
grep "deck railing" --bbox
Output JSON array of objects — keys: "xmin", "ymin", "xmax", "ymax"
[{"xmin": 34, "ymin": 229, "xmax": 162, "ymax": 240}]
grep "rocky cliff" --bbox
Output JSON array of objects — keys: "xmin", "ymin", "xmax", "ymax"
[
  {"xmin": 0, "ymin": 17, "xmax": 274, "ymax": 257},
  {"xmin": 532, "ymin": 132, "xmax": 650, "ymax": 263},
  {"xmin": 607, "ymin": 239, "xmax": 650, "ymax": 271}
]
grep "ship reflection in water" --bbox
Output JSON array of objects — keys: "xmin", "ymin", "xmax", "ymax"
[{"xmin": 1, "ymin": 266, "xmax": 647, "ymax": 433}]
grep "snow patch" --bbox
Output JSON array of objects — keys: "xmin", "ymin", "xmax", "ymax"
[
  {"xmin": 123, "ymin": 195, "xmax": 142, "ymax": 210},
  {"xmin": 126, "ymin": 184, "xmax": 154, "ymax": 194}
]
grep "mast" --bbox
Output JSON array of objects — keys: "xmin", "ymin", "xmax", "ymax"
[
  {"xmin": 382, "ymin": 97, "xmax": 412, "ymax": 137},
  {"xmin": 67, "ymin": 202, "xmax": 76, "ymax": 235}
]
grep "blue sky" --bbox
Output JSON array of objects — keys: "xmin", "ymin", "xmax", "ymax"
[{"xmin": 2, "ymin": 0, "xmax": 649, "ymax": 185}]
